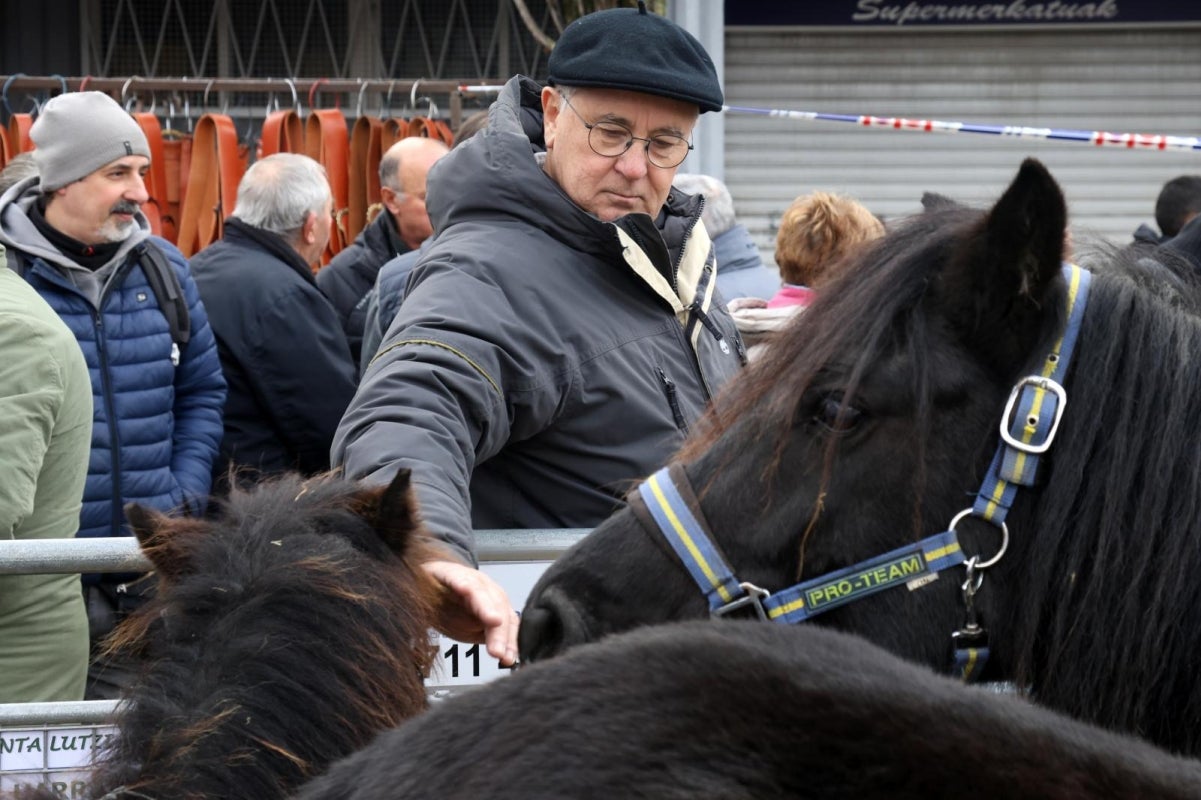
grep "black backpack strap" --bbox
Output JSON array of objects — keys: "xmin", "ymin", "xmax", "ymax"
[
  {"xmin": 8, "ymin": 241, "xmax": 190, "ymax": 356},
  {"xmin": 5, "ymin": 245, "xmax": 26, "ymax": 277},
  {"xmin": 135, "ymin": 241, "xmax": 191, "ymax": 350}
]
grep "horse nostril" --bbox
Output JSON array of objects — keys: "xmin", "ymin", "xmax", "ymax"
[
  {"xmin": 517, "ymin": 605, "xmax": 562, "ymax": 664},
  {"xmin": 519, "ymin": 586, "xmax": 592, "ymax": 664}
]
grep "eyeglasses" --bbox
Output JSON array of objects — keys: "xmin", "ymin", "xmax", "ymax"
[{"xmin": 558, "ymin": 92, "xmax": 693, "ymax": 169}]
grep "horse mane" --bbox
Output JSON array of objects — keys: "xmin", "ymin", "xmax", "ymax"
[
  {"xmin": 1008, "ymin": 247, "xmax": 1201, "ymax": 749},
  {"xmin": 89, "ymin": 472, "xmax": 444, "ymax": 799},
  {"xmin": 690, "ymin": 203, "xmax": 1201, "ymax": 752}
]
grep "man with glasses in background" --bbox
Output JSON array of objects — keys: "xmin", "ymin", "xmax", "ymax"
[{"xmin": 333, "ymin": 2, "xmax": 741, "ymax": 666}]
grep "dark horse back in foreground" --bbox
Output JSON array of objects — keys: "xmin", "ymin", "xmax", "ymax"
[
  {"xmin": 296, "ymin": 621, "xmax": 1201, "ymax": 799},
  {"xmin": 520, "ymin": 158, "xmax": 1201, "ymax": 756},
  {"xmin": 77, "ymin": 471, "xmax": 443, "ymax": 800}
]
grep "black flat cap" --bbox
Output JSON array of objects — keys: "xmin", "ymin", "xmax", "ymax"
[{"xmin": 548, "ymin": 1, "xmax": 723, "ymax": 114}]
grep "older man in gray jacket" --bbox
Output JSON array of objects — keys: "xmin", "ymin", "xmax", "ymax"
[{"xmin": 333, "ymin": 3, "xmax": 741, "ymax": 664}]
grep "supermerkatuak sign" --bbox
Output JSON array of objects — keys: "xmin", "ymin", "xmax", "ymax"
[
  {"xmin": 726, "ymin": 0, "xmax": 1201, "ymax": 27},
  {"xmin": 0, "ymin": 725, "xmax": 113, "ymax": 797}
]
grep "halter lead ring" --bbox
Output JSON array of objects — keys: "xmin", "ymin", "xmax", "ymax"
[{"xmin": 946, "ymin": 508, "xmax": 1008, "ymax": 570}]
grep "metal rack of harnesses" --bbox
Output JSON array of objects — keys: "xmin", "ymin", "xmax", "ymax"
[{"xmin": 0, "ymin": 75, "xmax": 499, "ymax": 269}]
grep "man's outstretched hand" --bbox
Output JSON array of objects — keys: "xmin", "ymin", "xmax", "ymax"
[{"xmin": 423, "ymin": 559, "xmax": 519, "ymax": 667}]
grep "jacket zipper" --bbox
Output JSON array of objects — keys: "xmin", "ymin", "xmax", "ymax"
[
  {"xmin": 656, "ymin": 367, "xmax": 689, "ymax": 434},
  {"xmin": 670, "ymin": 195, "xmax": 705, "ymax": 296},
  {"xmin": 95, "ymin": 258, "xmax": 138, "ymax": 537},
  {"xmin": 93, "ymin": 309, "xmax": 124, "ymax": 537}
]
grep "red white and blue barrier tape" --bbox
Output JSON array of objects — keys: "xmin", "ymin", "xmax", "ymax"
[
  {"xmin": 721, "ymin": 104, "xmax": 1201, "ymax": 153},
  {"xmin": 457, "ymin": 86, "xmax": 1200, "ymax": 153}
]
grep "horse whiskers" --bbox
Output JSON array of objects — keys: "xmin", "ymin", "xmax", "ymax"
[{"xmin": 795, "ymin": 491, "xmax": 826, "ymax": 580}]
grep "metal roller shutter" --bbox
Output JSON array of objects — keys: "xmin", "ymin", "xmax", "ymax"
[{"xmin": 723, "ymin": 26, "xmax": 1201, "ymax": 268}]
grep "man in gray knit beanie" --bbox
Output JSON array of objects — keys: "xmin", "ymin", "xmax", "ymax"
[
  {"xmin": 0, "ymin": 91, "xmax": 226, "ymax": 701},
  {"xmin": 33, "ymin": 92, "xmax": 152, "ymax": 191},
  {"xmin": 28, "ymin": 91, "xmax": 153, "ymax": 244}
]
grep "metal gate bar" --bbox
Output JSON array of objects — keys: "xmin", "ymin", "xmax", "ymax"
[{"xmin": 0, "ymin": 528, "xmax": 586, "ymax": 727}]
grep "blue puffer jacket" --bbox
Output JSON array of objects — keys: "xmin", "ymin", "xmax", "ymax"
[{"xmin": 14, "ymin": 237, "xmax": 226, "ymax": 544}]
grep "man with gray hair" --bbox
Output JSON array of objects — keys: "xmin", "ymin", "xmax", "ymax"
[
  {"xmin": 334, "ymin": 2, "xmax": 741, "ymax": 665},
  {"xmin": 0, "ymin": 90, "xmax": 226, "ymax": 699},
  {"xmin": 317, "ymin": 136, "xmax": 449, "ymax": 366},
  {"xmin": 190, "ymin": 153, "xmax": 357, "ymax": 489}
]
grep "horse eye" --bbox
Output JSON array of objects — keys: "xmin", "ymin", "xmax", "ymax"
[{"xmin": 815, "ymin": 394, "xmax": 863, "ymax": 433}]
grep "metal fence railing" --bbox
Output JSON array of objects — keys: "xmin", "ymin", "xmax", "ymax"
[{"xmin": 0, "ymin": 529, "xmax": 586, "ymax": 727}]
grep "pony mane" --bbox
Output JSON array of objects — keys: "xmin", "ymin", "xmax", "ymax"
[
  {"xmin": 90, "ymin": 472, "xmax": 444, "ymax": 799},
  {"xmin": 1007, "ymin": 250, "xmax": 1201, "ymax": 747},
  {"xmin": 692, "ymin": 202, "xmax": 1201, "ymax": 751}
]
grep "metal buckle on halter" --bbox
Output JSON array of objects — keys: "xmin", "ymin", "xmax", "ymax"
[
  {"xmin": 712, "ymin": 582, "xmax": 771, "ymax": 621},
  {"xmin": 999, "ymin": 375, "xmax": 1067, "ymax": 455}
]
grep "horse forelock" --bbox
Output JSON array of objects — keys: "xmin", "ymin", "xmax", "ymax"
[
  {"xmin": 687, "ymin": 208, "xmax": 977, "ymax": 521},
  {"xmin": 93, "ymin": 474, "xmax": 440, "ymax": 798}
]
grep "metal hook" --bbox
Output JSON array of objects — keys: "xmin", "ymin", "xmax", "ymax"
[
  {"xmin": 308, "ymin": 78, "xmax": 329, "ymax": 110},
  {"xmin": 265, "ymin": 80, "xmax": 280, "ymax": 116},
  {"xmin": 961, "ymin": 556, "xmax": 984, "ymax": 597},
  {"xmin": 47, "ymin": 74, "xmax": 69, "ymax": 97},
  {"xmin": 121, "ymin": 76, "xmax": 139, "ymax": 110},
  {"xmin": 2, "ymin": 73, "xmax": 26, "ymax": 118},
  {"xmin": 382, "ymin": 80, "xmax": 397, "ymax": 119},
  {"xmin": 356, "ymin": 80, "xmax": 370, "ymax": 118},
  {"xmin": 951, "ymin": 555, "xmax": 989, "ymax": 656},
  {"xmin": 202, "ymin": 79, "xmax": 216, "ymax": 114},
  {"xmin": 283, "ymin": 77, "xmax": 300, "ymax": 114},
  {"xmin": 409, "ymin": 79, "xmax": 423, "ymax": 112},
  {"xmin": 201, "ymin": 80, "xmax": 229, "ymax": 115}
]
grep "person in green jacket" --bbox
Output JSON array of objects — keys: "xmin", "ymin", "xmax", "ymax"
[{"xmin": 0, "ymin": 250, "xmax": 91, "ymax": 701}]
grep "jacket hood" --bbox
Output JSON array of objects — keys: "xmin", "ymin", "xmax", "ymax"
[
  {"xmin": 713, "ymin": 223, "xmax": 763, "ymax": 273},
  {"xmin": 0, "ymin": 175, "xmax": 150, "ymax": 278},
  {"xmin": 427, "ymin": 76, "xmax": 609, "ymax": 252},
  {"xmin": 427, "ymin": 75, "xmax": 703, "ymax": 260},
  {"xmin": 1159, "ymin": 214, "xmax": 1201, "ymax": 271},
  {"xmin": 1131, "ymin": 222, "xmax": 1164, "ymax": 247}
]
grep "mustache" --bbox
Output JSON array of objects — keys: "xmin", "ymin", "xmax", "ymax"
[{"xmin": 110, "ymin": 201, "xmax": 141, "ymax": 216}]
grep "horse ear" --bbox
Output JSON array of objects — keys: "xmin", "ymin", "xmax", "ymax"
[
  {"xmin": 920, "ymin": 191, "xmax": 960, "ymax": 211},
  {"xmin": 935, "ymin": 158, "xmax": 1067, "ymax": 377},
  {"xmin": 366, "ymin": 469, "xmax": 424, "ymax": 556},
  {"xmin": 124, "ymin": 503, "xmax": 201, "ymax": 583}
]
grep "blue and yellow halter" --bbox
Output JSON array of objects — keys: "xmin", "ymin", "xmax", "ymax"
[{"xmin": 632, "ymin": 263, "xmax": 1092, "ymax": 682}]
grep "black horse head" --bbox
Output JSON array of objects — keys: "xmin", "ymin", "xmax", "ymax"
[{"xmin": 521, "ymin": 158, "xmax": 1201, "ymax": 756}]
